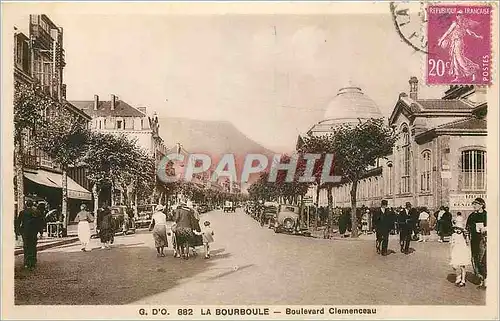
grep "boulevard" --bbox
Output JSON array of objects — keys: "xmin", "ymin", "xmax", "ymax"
[{"xmin": 15, "ymin": 208, "xmax": 485, "ymax": 306}]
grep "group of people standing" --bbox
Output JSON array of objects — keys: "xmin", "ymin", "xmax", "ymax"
[
  {"xmin": 372, "ymin": 198, "xmax": 487, "ymax": 289},
  {"xmin": 149, "ymin": 202, "xmax": 215, "ymax": 259}
]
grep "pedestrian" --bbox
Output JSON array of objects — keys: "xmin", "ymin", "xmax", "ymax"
[
  {"xmin": 98, "ymin": 204, "xmax": 114, "ymax": 249},
  {"xmin": 466, "ymin": 198, "xmax": 487, "ymax": 289},
  {"xmin": 450, "ymin": 216, "xmax": 470, "ymax": 287},
  {"xmin": 193, "ymin": 221, "xmax": 215, "ymax": 259},
  {"xmin": 441, "ymin": 207, "xmax": 453, "ymax": 242},
  {"xmin": 149, "ymin": 204, "xmax": 168, "ymax": 257},
  {"xmin": 373, "ymin": 200, "xmax": 393, "ymax": 256},
  {"xmin": 172, "ymin": 201, "xmax": 197, "ymax": 259},
  {"xmin": 361, "ymin": 210, "xmax": 369, "ymax": 235},
  {"xmin": 398, "ymin": 202, "xmax": 414, "ymax": 255},
  {"xmin": 74, "ymin": 204, "xmax": 94, "ymax": 252},
  {"xmin": 35, "ymin": 202, "xmax": 47, "ymax": 239},
  {"xmin": 16, "ymin": 200, "xmax": 44, "ymax": 270},
  {"xmin": 418, "ymin": 207, "xmax": 431, "ymax": 242}
]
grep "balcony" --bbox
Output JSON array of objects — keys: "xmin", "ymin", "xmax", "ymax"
[{"xmin": 23, "ymin": 152, "xmax": 61, "ymax": 172}]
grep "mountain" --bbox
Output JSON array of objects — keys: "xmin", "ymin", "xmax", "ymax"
[{"xmin": 158, "ymin": 117, "xmax": 277, "ymax": 184}]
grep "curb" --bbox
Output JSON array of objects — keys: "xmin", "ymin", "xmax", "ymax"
[{"xmin": 14, "ymin": 237, "xmax": 79, "ymax": 256}]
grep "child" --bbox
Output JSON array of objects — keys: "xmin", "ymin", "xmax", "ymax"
[
  {"xmin": 450, "ymin": 212, "xmax": 470, "ymax": 287},
  {"xmin": 193, "ymin": 221, "xmax": 214, "ymax": 259},
  {"xmin": 361, "ymin": 210, "xmax": 369, "ymax": 235}
]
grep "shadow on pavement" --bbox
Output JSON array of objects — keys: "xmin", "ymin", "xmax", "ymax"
[
  {"xmin": 14, "ymin": 245, "xmax": 230, "ymax": 305},
  {"xmin": 446, "ymin": 272, "xmax": 482, "ymax": 285}
]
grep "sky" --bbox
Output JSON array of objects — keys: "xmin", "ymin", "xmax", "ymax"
[{"xmin": 13, "ymin": 8, "xmax": 445, "ymax": 153}]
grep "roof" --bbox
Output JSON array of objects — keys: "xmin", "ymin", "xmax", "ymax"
[
  {"xmin": 323, "ymin": 86, "xmax": 382, "ymax": 123},
  {"xmin": 415, "ymin": 99, "xmax": 474, "ymax": 110},
  {"xmin": 70, "ymin": 100, "xmax": 146, "ymax": 118},
  {"xmin": 436, "ymin": 117, "xmax": 487, "ymax": 131}
]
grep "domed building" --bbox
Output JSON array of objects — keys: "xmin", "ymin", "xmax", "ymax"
[
  {"xmin": 297, "ymin": 85, "xmax": 383, "ymax": 141},
  {"xmin": 296, "ymin": 78, "xmax": 487, "ymax": 224}
]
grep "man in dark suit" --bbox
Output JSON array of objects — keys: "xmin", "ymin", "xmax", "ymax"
[
  {"xmin": 373, "ymin": 200, "xmax": 393, "ymax": 256},
  {"xmin": 399, "ymin": 202, "xmax": 416, "ymax": 254}
]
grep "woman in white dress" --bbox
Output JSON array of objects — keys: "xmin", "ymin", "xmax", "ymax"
[
  {"xmin": 73, "ymin": 204, "xmax": 94, "ymax": 252},
  {"xmin": 149, "ymin": 205, "xmax": 168, "ymax": 257},
  {"xmin": 450, "ymin": 212, "xmax": 471, "ymax": 287}
]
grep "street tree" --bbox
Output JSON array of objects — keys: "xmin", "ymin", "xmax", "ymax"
[
  {"xmin": 330, "ymin": 118, "xmax": 397, "ymax": 237},
  {"xmin": 36, "ymin": 101, "xmax": 91, "ymax": 229},
  {"xmin": 297, "ymin": 135, "xmax": 336, "ymax": 228},
  {"xmin": 83, "ymin": 132, "xmax": 139, "ymax": 211},
  {"xmin": 13, "ymin": 82, "xmax": 54, "ymax": 211}
]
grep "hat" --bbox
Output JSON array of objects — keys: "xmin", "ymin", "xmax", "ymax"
[
  {"xmin": 472, "ymin": 197, "xmax": 486, "ymax": 207},
  {"xmin": 155, "ymin": 204, "xmax": 165, "ymax": 211}
]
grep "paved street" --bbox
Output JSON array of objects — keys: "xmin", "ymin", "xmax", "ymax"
[{"xmin": 15, "ymin": 209, "xmax": 485, "ymax": 305}]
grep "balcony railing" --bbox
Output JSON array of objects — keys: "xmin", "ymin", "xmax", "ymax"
[{"xmin": 23, "ymin": 152, "xmax": 61, "ymax": 171}]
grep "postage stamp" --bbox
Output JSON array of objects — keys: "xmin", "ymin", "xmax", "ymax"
[
  {"xmin": 427, "ymin": 5, "xmax": 492, "ymax": 85},
  {"xmin": 1, "ymin": 1, "xmax": 499, "ymax": 320}
]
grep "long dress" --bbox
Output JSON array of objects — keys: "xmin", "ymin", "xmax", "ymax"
[
  {"xmin": 99, "ymin": 209, "xmax": 114, "ymax": 243},
  {"xmin": 442, "ymin": 20, "xmax": 480, "ymax": 79},
  {"xmin": 151, "ymin": 211, "xmax": 168, "ymax": 248},
  {"xmin": 450, "ymin": 230, "xmax": 471, "ymax": 267},
  {"xmin": 74, "ymin": 210, "xmax": 93, "ymax": 249}
]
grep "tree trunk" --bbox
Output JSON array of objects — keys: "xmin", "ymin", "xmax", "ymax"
[
  {"xmin": 134, "ymin": 193, "xmax": 138, "ymax": 218},
  {"xmin": 111, "ymin": 182, "xmax": 115, "ymax": 206},
  {"xmin": 62, "ymin": 169, "xmax": 69, "ymax": 229},
  {"xmin": 92, "ymin": 184, "xmax": 99, "ymax": 214},
  {"xmin": 315, "ymin": 184, "xmax": 320, "ymax": 229},
  {"xmin": 14, "ymin": 139, "xmax": 25, "ymax": 214},
  {"xmin": 350, "ymin": 180, "xmax": 359, "ymax": 238},
  {"xmin": 327, "ymin": 185, "xmax": 333, "ymax": 235}
]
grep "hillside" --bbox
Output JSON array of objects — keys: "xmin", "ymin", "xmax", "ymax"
[{"xmin": 158, "ymin": 117, "xmax": 277, "ymax": 184}]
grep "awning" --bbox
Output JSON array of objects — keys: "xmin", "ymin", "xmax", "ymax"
[{"xmin": 24, "ymin": 170, "xmax": 92, "ymax": 200}]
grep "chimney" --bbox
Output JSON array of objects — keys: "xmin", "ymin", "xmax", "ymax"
[
  {"xmin": 111, "ymin": 94, "xmax": 117, "ymax": 110},
  {"xmin": 93, "ymin": 94, "xmax": 99, "ymax": 111},
  {"xmin": 409, "ymin": 77, "xmax": 418, "ymax": 100}
]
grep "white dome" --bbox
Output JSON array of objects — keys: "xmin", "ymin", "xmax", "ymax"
[{"xmin": 323, "ymin": 86, "xmax": 382, "ymax": 124}]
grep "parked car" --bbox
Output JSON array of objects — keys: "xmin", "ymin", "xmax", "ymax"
[
  {"xmin": 110, "ymin": 206, "xmax": 136, "ymax": 235},
  {"xmin": 135, "ymin": 204, "xmax": 156, "ymax": 228},
  {"xmin": 262, "ymin": 201, "xmax": 279, "ymax": 227},
  {"xmin": 223, "ymin": 201, "xmax": 236, "ymax": 213},
  {"xmin": 197, "ymin": 204, "xmax": 209, "ymax": 214},
  {"xmin": 274, "ymin": 205, "xmax": 311, "ymax": 236}
]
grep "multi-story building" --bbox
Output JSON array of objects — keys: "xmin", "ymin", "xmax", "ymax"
[
  {"xmin": 14, "ymin": 15, "xmax": 93, "ymax": 220},
  {"xmin": 71, "ymin": 95, "xmax": 168, "ymax": 204},
  {"xmin": 301, "ymin": 79, "xmax": 487, "ymax": 215}
]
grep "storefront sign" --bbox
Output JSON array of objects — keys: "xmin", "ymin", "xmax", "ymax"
[
  {"xmin": 449, "ymin": 193, "xmax": 487, "ymax": 210},
  {"xmin": 68, "ymin": 190, "xmax": 92, "ymax": 200}
]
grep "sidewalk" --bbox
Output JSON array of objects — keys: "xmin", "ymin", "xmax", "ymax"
[{"xmin": 14, "ymin": 236, "xmax": 79, "ymax": 256}]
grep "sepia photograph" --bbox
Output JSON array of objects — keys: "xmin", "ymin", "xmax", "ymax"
[{"xmin": 1, "ymin": 1, "xmax": 498, "ymax": 320}]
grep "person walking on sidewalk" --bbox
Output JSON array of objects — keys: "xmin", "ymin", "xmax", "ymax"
[
  {"xmin": 16, "ymin": 200, "xmax": 44, "ymax": 270},
  {"xmin": 373, "ymin": 200, "xmax": 394, "ymax": 256},
  {"xmin": 97, "ymin": 204, "xmax": 114, "ymax": 249},
  {"xmin": 450, "ymin": 214, "xmax": 470, "ymax": 287},
  {"xmin": 149, "ymin": 204, "xmax": 168, "ymax": 257},
  {"xmin": 418, "ymin": 207, "xmax": 431, "ymax": 242},
  {"xmin": 74, "ymin": 204, "xmax": 94, "ymax": 252},
  {"xmin": 466, "ymin": 197, "xmax": 487, "ymax": 289},
  {"xmin": 399, "ymin": 202, "xmax": 414, "ymax": 255}
]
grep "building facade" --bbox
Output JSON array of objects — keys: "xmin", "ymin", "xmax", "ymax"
[
  {"xmin": 330, "ymin": 79, "xmax": 487, "ymax": 215},
  {"xmin": 14, "ymin": 15, "xmax": 92, "ymax": 219}
]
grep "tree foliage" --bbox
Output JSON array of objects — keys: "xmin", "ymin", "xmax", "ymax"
[{"xmin": 330, "ymin": 118, "xmax": 398, "ymax": 237}]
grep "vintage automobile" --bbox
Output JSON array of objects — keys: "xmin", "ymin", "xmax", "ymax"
[
  {"xmin": 274, "ymin": 205, "xmax": 311, "ymax": 236},
  {"xmin": 223, "ymin": 201, "xmax": 236, "ymax": 213},
  {"xmin": 110, "ymin": 206, "xmax": 136, "ymax": 235},
  {"xmin": 262, "ymin": 201, "xmax": 279, "ymax": 227},
  {"xmin": 197, "ymin": 204, "xmax": 209, "ymax": 214},
  {"xmin": 135, "ymin": 204, "xmax": 156, "ymax": 228}
]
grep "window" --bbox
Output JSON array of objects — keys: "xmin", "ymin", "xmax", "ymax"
[
  {"xmin": 400, "ymin": 126, "xmax": 411, "ymax": 194},
  {"xmin": 141, "ymin": 119, "xmax": 144, "ymax": 129},
  {"xmin": 421, "ymin": 151, "xmax": 431, "ymax": 193},
  {"xmin": 15, "ymin": 38, "xmax": 23, "ymax": 65},
  {"xmin": 461, "ymin": 150, "xmax": 486, "ymax": 191},
  {"xmin": 99, "ymin": 120, "xmax": 102, "ymax": 129},
  {"xmin": 117, "ymin": 120, "xmax": 123, "ymax": 129}
]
